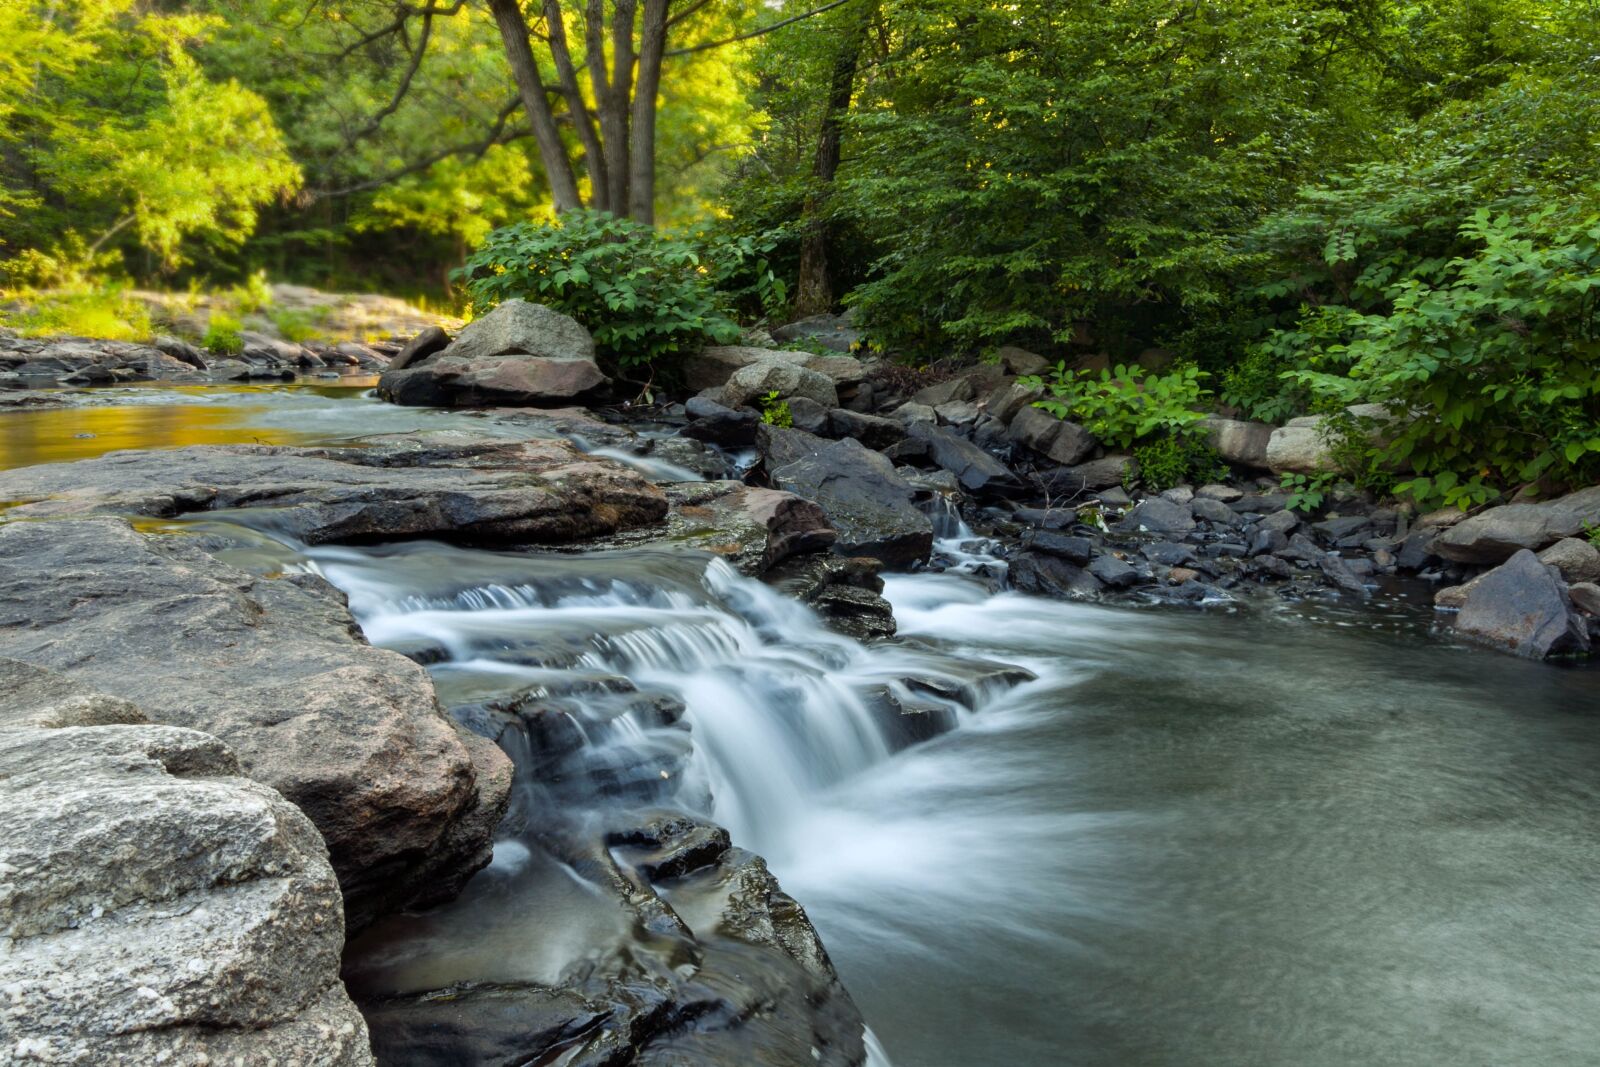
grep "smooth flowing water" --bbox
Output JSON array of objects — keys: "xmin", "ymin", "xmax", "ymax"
[{"xmin": 5, "ymin": 385, "xmax": 1599, "ymax": 1066}]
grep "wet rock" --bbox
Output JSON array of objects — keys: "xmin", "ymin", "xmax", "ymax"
[
  {"xmin": 861, "ymin": 685, "xmax": 960, "ymax": 749},
  {"xmin": 388, "ymin": 325, "xmax": 451, "ymax": 371},
  {"xmin": 1257, "ymin": 509, "xmax": 1301, "ymax": 535},
  {"xmin": 682, "ymin": 395, "xmax": 760, "ymax": 446},
  {"xmin": 153, "ymin": 334, "xmax": 208, "ymax": 370},
  {"xmin": 667, "ymin": 482, "xmax": 836, "ymax": 574},
  {"xmin": 0, "ymin": 435, "xmax": 667, "ymax": 547},
  {"xmin": 763, "ymin": 429, "xmax": 933, "ymax": 567},
  {"xmin": 1432, "ymin": 486, "xmax": 1600, "ymax": 563},
  {"xmin": 1141, "ymin": 541, "xmax": 1196, "ymax": 567},
  {"xmin": 0, "ymin": 519, "xmax": 512, "ymax": 929},
  {"xmin": 1248, "ymin": 527, "xmax": 1289, "ymax": 557},
  {"xmin": 358, "ymin": 823, "xmax": 867, "ymax": 1067},
  {"xmin": 1114, "ymin": 497, "xmax": 1195, "ymax": 535},
  {"xmin": 906, "ymin": 423, "xmax": 1026, "ymax": 498},
  {"xmin": 1394, "ymin": 529, "xmax": 1439, "ymax": 570},
  {"xmin": 1023, "ymin": 530, "xmax": 1094, "ymax": 565},
  {"xmin": 1010, "ymin": 552, "xmax": 1104, "ymax": 599},
  {"xmin": 1319, "ymin": 554, "xmax": 1371, "ymax": 596},
  {"xmin": 0, "ymin": 660, "xmax": 374, "ymax": 1067},
  {"xmin": 1006, "ymin": 406, "xmax": 1097, "ymax": 466},
  {"xmin": 1088, "ymin": 553, "xmax": 1142, "ymax": 588},
  {"xmin": 378, "ymin": 300, "xmax": 608, "ymax": 407},
  {"xmin": 1013, "ymin": 507, "xmax": 1080, "ymax": 530},
  {"xmin": 1452, "ymin": 549, "xmax": 1590, "ymax": 659},
  {"xmin": 782, "ymin": 555, "xmax": 897, "ymax": 639}
]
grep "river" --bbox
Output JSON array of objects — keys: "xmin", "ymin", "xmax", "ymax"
[{"xmin": 4, "ymin": 383, "xmax": 1598, "ymax": 1066}]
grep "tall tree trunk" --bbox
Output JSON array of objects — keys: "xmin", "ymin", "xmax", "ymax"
[
  {"xmin": 628, "ymin": 0, "xmax": 670, "ymax": 223},
  {"xmin": 794, "ymin": 1, "xmax": 874, "ymax": 315},
  {"xmin": 543, "ymin": 0, "xmax": 609, "ymax": 210},
  {"xmin": 601, "ymin": 0, "xmax": 637, "ymax": 214},
  {"xmin": 488, "ymin": 0, "xmax": 583, "ymax": 212}
]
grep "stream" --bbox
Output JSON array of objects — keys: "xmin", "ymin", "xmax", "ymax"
[{"xmin": 5, "ymin": 384, "xmax": 1600, "ymax": 1066}]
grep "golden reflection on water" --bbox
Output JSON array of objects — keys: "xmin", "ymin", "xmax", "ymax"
[{"xmin": 0, "ymin": 380, "xmax": 379, "ymax": 471}]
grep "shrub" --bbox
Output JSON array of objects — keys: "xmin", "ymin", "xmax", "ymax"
[
  {"xmin": 1132, "ymin": 435, "xmax": 1229, "ymax": 492},
  {"xmin": 1018, "ymin": 362, "xmax": 1211, "ymax": 450},
  {"xmin": 454, "ymin": 210, "xmax": 784, "ymax": 371},
  {"xmin": 271, "ymin": 308, "xmax": 321, "ymax": 343},
  {"xmin": 758, "ymin": 391, "xmax": 792, "ymax": 428},
  {"xmin": 1, "ymin": 286, "xmax": 152, "ymax": 341},
  {"xmin": 203, "ymin": 310, "xmax": 245, "ymax": 354}
]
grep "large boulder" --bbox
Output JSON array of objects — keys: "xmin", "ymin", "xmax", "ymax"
[
  {"xmin": 0, "ymin": 659, "xmax": 374, "ymax": 1066},
  {"xmin": 1452, "ymin": 549, "xmax": 1591, "ymax": 659},
  {"xmin": 906, "ymin": 422, "xmax": 1026, "ymax": 497},
  {"xmin": 685, "ymin": 345, "xmax": 865, "ymax": 393},
  {"xmin": 377, "ymin": 300, "xmax": 608, "ymax": 407},
  {"xmin": 0, "ymin": 436, "xmax": 668, "ymax": 546},
  {"xmin": 770, "ymin": 312, "xmax": 862, "ymax": 352},
  {"xmin": 1006, "ymin": 406, "xmax": 1097, "ymax": 466},
  {"xmin": 720, "ymin": 357, "xmax": 840, "ymax": 410},
  {"xmin": 1539, "ymin": 537, "xmax": 1600, "ymax": 583},
  {"xmin": 1265, "ymin": 415, "xmax": 1336, "ymax": 474},
  {"xmin": 1433, "ymin": 486, "xmax": 1600, "ymax": 564},
  {"xmin": 763, "ymin": 429, "xmax": 933, "ymax": 567},
  {"xmin": 0, "ymin": 519, "xmax": 512, "ymax": 929},
  {"xmin": 1203, "ymin": 415, "xmax": 1274, "ymax": 469}
]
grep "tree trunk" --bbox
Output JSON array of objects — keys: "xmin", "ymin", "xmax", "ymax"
[
  {"xmin": 543, "ymin": 0, "xmax": 609, "ymax": 210},
  {"xmin": 601, "ymin": 0, "xmax": 637, "ymax": 214},
  {"xmin": 793, "ymin": 2, "xmax": 874, "ymax": 316},
  {"xmin": 488, "ymin": 0, "xmax": 583, "ymax": 212},
  {"xmin": 627, "ymin": 0, "xmax": 670, "ymax": 224}
]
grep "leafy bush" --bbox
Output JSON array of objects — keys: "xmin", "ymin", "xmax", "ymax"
[
  {"xmin": 203, "ymin": 311, "xmax": 245, "ymax": 355},
  {"xmin": 1, "ymin": 286, "xmax": 152, "ymax": 341},
  {"xmin": 1281, "ymin": 472, "xmax": 1337, "ymax": 514},
  {"xmin": 1220, "ymin": 343, "xmax": 1310, "ymax": 424},
  {"xmin": 1132, "ymin": 436, "xmax": 1229, "ymax": 492},
  {"xmin": 454, "ymin": 211, "xmax": 784, "ymax": 370},
  {"xmin": 271, "ymin": 308, "xmax": 322, "ymax": 343},
  {"xmin": 1019, "ymin": 363, "xmax": 1211, "ymax": 450}
]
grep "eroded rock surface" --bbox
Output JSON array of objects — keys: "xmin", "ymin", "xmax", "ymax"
[
  {"xmin": 0, "ymin": 658, "xmax": 374, "ymax": 1066},
  {"xmin": 0, "ymin": 519, "xmax": 511, "ymax": 928}
]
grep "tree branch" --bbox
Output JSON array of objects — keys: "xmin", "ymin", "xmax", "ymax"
[
  {"xmin": 306, "ymin": 96, "xmax": 526, "ymax": 199},
  {"xmin": 664, "ymin": 0, "xmax": 858, "ymax": 58}
]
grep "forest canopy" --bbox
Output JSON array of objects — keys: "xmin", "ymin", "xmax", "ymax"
[{"xmin": 3, "ymin": 0, "xmax": 1599, "ymax": 502}]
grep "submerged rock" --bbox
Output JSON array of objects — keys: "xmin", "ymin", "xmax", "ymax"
[
  {"xmin": 0, "ymin": 658, "xmax": 374, "ymax": 1066},
  {"xmin": 0, "ymin": 519, "xmax": 512, "ymax": 928}
]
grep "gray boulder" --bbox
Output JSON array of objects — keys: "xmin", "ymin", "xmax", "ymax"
[
  {"xmin": 1114, "ymin": 497, "xmax": 1196, "ymax": 535},
  {"xmin": 984, "ymin": 380, "xmax": 1044, "ymax": 424},
  {"xmin": 906, "ymin": 423, "xmax": 1026, "ymax": 498},
  {"xmin": 1453, "ymin": 549, "xmax": 1591, "ymax": 659},
  {"xmin": 1433, "ymin": 486, "xmax": 1600, "ymax": 564},
  {"xmin": 378, "ymin": 300, "xmax": 608, "ymax": 407},
  {"xmin": 771, "ymin": 312, "xmax": 862, "ymax": 352},
  {"xmin": 681, "ymin": 395, "xmax": 759, "ymax": 446},
  {"xmin": 720, "ymin": 357, "xmax": 840, "ymax": 410},
  {"xmin": 1539, "ymin": 537, "xmax": 1600, "ymax": 583},
  {"xmin": 0, "ymin": 519, "xmax": 512, "ymax": 929},
  {"xmin": 764, "ymin": 429, "xmax": 933, "ymax": 567},
  {"xmin": 825, "ymin": 407, "xmax": 906, "ymax": 449},
  {"xmin": 1202, "ymin": 416, "xmax": 1274, "ymax": 469},
  {"xmin": 659, "ymin": 482, "xmax": 835, "ymax": 574},
  {"xmin": 0, "ymin": 659, "xmax": 374, "ymax": 1066},
  {"xmin": 1006, "ymin": 406, "xmax": 1097, "ymax": 466},
  {"xmin": 1265, "ymin": 416, "xmax": 1336, "ymax": 474},
  {"xmin": 388, "ymin": 325, "xmax": 451, "ymax": 371}
]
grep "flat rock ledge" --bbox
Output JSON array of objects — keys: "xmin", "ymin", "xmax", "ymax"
[
  {"xmin": 0, "ymin": 518, "xmax": 511, "ymax": 930},
  {"xmin": 0, "ymin": 434, "xmax": 669, "ymax": 545},
  {"xmin": 0, "ymin": 658, "xmax": 374, "ymax": 1066}
]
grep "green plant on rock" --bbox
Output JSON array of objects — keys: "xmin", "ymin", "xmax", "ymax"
[
  {"xmin": 1132, "ymin": 436, "xmax": 1230, "ymax": 493},
  {"xmin": 1018, "ymin": 362, "xmax": 1211, "ymax": 450},
  {"xmin": 1280, "ymin": 472, "xmax": 1338, "ymax": 514},
  {"xmin": 454, "ymin": 211, "xmax": 784, "ymax": 371},
  {"xmin": 759, "ymin": 390, "xmax": 792, "ymax": 428},
  {"xmin": 203, "ymin": 310, "xmax": 244, "ymax": 355}
]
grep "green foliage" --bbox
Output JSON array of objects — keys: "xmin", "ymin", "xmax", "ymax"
[
  {"xmin": 1281, "ymin": 473, "xmax": 1338, "ymax": 514},
  {"xmin": 1586, "ymin": 524, "xmax": 1600, "ymax": 550},
  {"xmin": 758, "ymin": 391, "xmax": 792, "ymax": 428},
  {"xmin": 1221, "ymin": 344, "xmax": 1311, "ymax": 424},
  {"xmin": 1020, "ymin": 363, "xmax": 1210, "ymax": 450},
  {"xmin": 203, "ymin": 310, "xmax": 244, "ymax": 355},
  {"xmin": 1132, "ymin": 437, "xmax": 1229, "ymax": 493},
  {"xmin": 270, "ymin": 308, "xmax": 322, "ymax": 343},
  {"xmin": 1, "ymin": 285, "xmax": 152, "ymax": 341},
  {"xmin": 455, "ymin": 211, "xmax": 783, "ymax": 370}
]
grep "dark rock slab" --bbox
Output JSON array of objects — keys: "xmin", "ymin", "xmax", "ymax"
[
  {"xmin": 906, "ymin": 423, "xmax": 1026, "ymax": 498},
  {"xmin": 1114, "ymin": 497, "xmax": 1195, "ymax": 535},
  {"xmin": 763, "ymin": 429, "xmax": 933, "ymax": 567}
]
